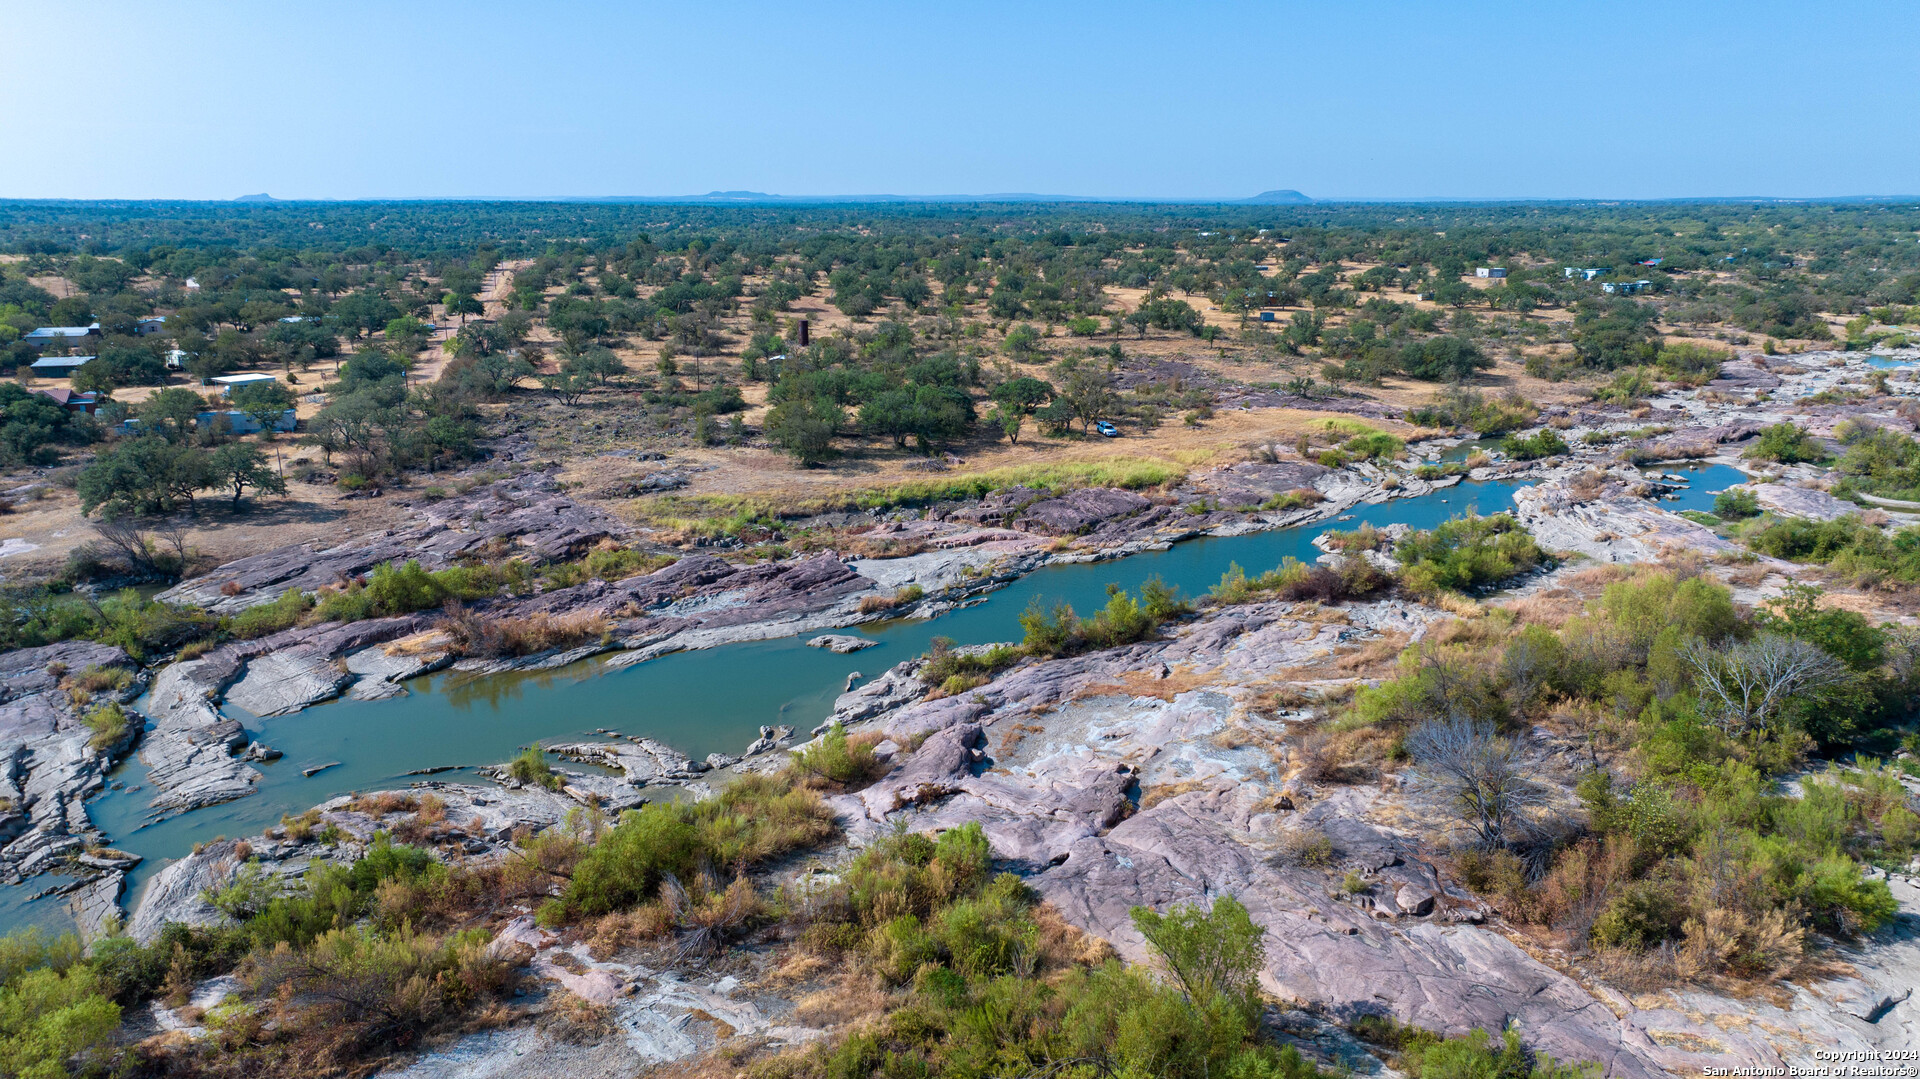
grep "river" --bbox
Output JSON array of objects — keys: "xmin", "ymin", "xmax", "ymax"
[{"xmin": 1, "ymin": 464, "xmax": 1749, "ymax": 935}]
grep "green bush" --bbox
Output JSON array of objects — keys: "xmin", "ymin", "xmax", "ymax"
[
  {"xmin": 1747, "ymin": 515, "xmax": 1920, "ymax": 585},
  {"xmin": 790, "ymin": 723, "xmax": 884, "ymax": 789},
  {"xmin": 1713, "ymin": 488, "xmax": 1760, "ymax": 519},
  {"xmin": 1342, "ymin": 431, "xmax": 1405, "ymax": 462},
  {"xmin": 1500, "ymin": 429, "xmax": 1569, "ymax": 461},
  {"xmin": 506, "ymin": 746, "xmax": 562, "ymax": 790},
  {"xmin": 552, "ymin": 772, "xmax": 834, "ymax": 922},
  {"xmin": 1396, "ymin": 513, "xmax": 1551, "ymax": 597},
  {"xmin": 229, "ymin": 589, "xmax": 315, "ymax": 638},
  {"xmin": 82, "ymin": 703, "xmax": 129, "ymax": 751},
  {"xmin": 0, "ymin": 959, "xmax": 121, "ymax": 1079},
  {"xmin": 1745, "ymin": 422, "xmax": 1828, "ymax": 464}
]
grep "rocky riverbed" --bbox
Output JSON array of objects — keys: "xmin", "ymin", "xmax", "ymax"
[{"xmin": 9, "ymin": 347, "xmax": 1920, "ymax": 1072}]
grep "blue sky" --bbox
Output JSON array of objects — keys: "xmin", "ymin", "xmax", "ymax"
[{"xmin": 5, "ymin": 0, "xmax": 1915, "ymax": 201}]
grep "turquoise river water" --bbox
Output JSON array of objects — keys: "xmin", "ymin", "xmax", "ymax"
[{"xmin": 2, "ymin": 464, "xmax": 1748, "ymax": 935}]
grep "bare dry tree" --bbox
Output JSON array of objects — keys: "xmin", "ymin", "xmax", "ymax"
[
  {"xmin": 1679, "ymin": 634, "xmax": 1844, "ymax": 734},
  {"xmin": 1405, "ymin": 717, "xmax": 1545, "ymax": 849}
]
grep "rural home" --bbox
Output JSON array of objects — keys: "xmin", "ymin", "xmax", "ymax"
[
  {"xmin": 22, "ymin": 324, "xmax": 101, "ymax": 351},
  {"xmin": 29, "ymin": 387, "xmax": 98, "ymax": 414}
]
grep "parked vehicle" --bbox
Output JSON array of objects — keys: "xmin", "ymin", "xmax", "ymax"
[{"xmin": 1094, "ymin": 420, "xmax": 1120, "ymax": 438}]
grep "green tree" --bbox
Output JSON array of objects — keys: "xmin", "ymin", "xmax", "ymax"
[
  {"xmin": 1059, "ymin": 365, "xmax": 1115, "ymax": 432},
  {"xmin": 77, "ymin": 437, "xmax": 211, "ymax": 517},
  {"xmin": 444, "ymin": 293, "xmax": 484, "ymax": 325},
  {"xmin": 228, "ymin": 379, "xmax": 296, "ymax": 435},
  {"xmin": 138, "ymin": 388, "xmax": 208, "ymax": 443},
  {"xmin": 0, "ymin": 960, "xmax": 121, "ymax": 1079},
  {"xmin": 0, "ymin": 383, "xmax": 77, "ymax": 465},
  {"xmin": 206, "ymin": 442, "xmax": 288, "ymax": 509},
  {"xmin": 1130, "ymin": 895, "xmax": 1266, "ymax": 1020},
  {"xmin": 766, "ymin": 395, "xmax": 843, "ymax": 465}
]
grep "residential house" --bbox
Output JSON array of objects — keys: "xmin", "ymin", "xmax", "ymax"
[
  {"xmin": 196, "ymin": 408, "xmax": 297, "ymax": 435},
  {"xmin": 30, "ymin": 387, "xmax": 98, "ymax": 414},
  {"xmin": 1474, "ymin": 267, "xmax": 1507, "ymax": 279},
  {"xmin": 22, "ymin": 324, "xmax": 101, "ymax": 351},
  {"xmin": 134, "ymin": 317, "xmax": 168, "ymax": 335}
]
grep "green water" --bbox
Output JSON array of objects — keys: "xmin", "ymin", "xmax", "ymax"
[{"xmin": 12, "ymin": 475, "xmax": 1671, "ymax": 934}]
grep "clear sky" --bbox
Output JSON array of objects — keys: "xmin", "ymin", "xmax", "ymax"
[{"xmin": 5, "ymin": 0, "xmax": 1915, "ymax": 201}]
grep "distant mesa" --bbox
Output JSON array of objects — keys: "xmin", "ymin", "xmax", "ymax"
[
  {"xmin": 233, "ymin": 193, "xmax": 279, "ymax": 202},
  {"xmin": 1241, "ymin": 189, "xmax": 1312, "ymax": 204},
  {"xmin": 703, "ymin": 190, "xmax": 776, "ymax": 200}
]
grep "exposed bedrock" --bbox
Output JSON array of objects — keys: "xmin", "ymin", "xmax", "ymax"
[{"xmin": 0, "ymin": 641, "xmax": 143, "ymax": 887}]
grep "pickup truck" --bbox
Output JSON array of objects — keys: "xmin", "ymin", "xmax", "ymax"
[{"xmin": 1094, "ymin": 420, "xmax": 1120, "ymax": 438}]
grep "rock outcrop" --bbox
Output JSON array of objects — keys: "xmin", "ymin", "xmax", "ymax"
[
  {"xmin": 157, "ymin": 471, "xmax": 630, "ymax": 614},
  {"xmin": 0, "ymin": 641, "xmax": 142, "ymax": 886}
]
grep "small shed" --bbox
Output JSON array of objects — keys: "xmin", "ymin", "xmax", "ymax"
[
  {"xmin": 210, "ymin": 372, "xmax": 283, "ymax": 395},
  {"xmin": 1474, "ymin": 267, "xmax": 1507, "ymax": 279}
]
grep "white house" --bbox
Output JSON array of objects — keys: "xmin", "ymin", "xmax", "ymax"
[
  {"xmin": 1475, "ymin": 267, "xmax": 1507, "ymax": 279},
  {"xmin": 135, "ymin": 317, "xmax": 167, "ymax": 335}
]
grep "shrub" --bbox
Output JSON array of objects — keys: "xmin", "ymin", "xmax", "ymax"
[
  {"xmin": 1397, "ymin": 513, "xmax": 1551, "ymax": 597},
  {"xmin": 1501, "ymin": 429, "xmax": 1570, "ymax": 461},
  {"xmin": 1406, "ymin": 385, "xmax": 1537, "ymax": 436},
  {"xmin": 1342, "ymin": 431, "xmax": 1405, "ymax": 462},
  {"xmin": 1713, "ymin": 488, "xmax": 1760, "ymax": 519},
  {"xmin": 0, "ymin": 960, "xmax": 121, "ymax": 1078},
  {"xmin": 1657, "ymin": 342, "xmax": 1728, "ymax": 386},
  {"xmin": 1259, "ymin": 487, "xmax": 1324, "ymax": 512},
  {"xmin": 919, "ymin": 637, "xmax": 1022, "ymax": 687},
  {"xmin": 437, "ymin": 603, "xmax": 608, "ymax": 657},
  {"xmin": 859, "ymin": 583, "xmax": 925, "ymax": 615},
  {"xmin": 1018, "ymin": 599, "xmax": 1077, "ymax": 655},
  {"xmin": 790, "ymin": 723, "xmax": 885, "ymax": 790},
  {"xmin": 1590, "ymin": 366, "xmax": 1659, "ymax": 406},
  {"xmin": 229, "ymin": 589, "xmax": 314, "ymax": 638},
  {"xmin": 83, "ymin": 702, "xmax": 129, "ymax": 751},
  {"xmin": 506, "ymin": 747, "xmax": 562, "ymax": 790},
  {"xmin": 1745, "ymin": 422, "xmax": 1828, "ymax": 464}
]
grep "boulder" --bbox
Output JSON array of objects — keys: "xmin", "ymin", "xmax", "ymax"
[{"xmin": 807, "ymin": 634, "xmax": 878, "ymax": 654}]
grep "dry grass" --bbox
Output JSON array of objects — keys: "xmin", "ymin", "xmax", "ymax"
[
  {"xmin": 793, "ymin": 971, "xmax": 891, "ymax": 1028},
  {"xmin": 1138, "ymin": 778, "xmax": 1216, "ymax": 810},
  {"xmin": 584, "ymin": 903, "xmax": 676, "ymax": 959},
  {"xmin": 1074, "ymin": 663, "xmax": 1218, "ymax": 702},
  {"xmin": 349, "ymin": 792, "xmax": 418, "ymax": 817},
  {"xmin": 437, "ymin": 604, "xmax": 610, "ymax": 658},
  {"xmin": 1560, "ymin": 564, "xmax": 1632, "ymax": 592},
  {"xmin": 1295, "ymin": 724, "xmax": 1398, "ymax": 785},
  {"xmin": 1333, "ymin": 633, "xmax": 1409, "ymax": 676},
  {"xmin": 1502, "ymin": 589, "xmax": 1584, "ymax": 629}
]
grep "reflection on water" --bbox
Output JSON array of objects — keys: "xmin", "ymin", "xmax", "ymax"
[{"xmin": 12, "ymin": 478, "xmax": 1533, "ymax": 936}]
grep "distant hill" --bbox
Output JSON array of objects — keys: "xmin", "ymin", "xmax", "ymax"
[
  {"xmin": 1241, "ymin": 190, "xmax": 1312, "ymax": 204},
  {"xmin": 233, "ymin": 193, "xmax": 279, "ymax": 202}
]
